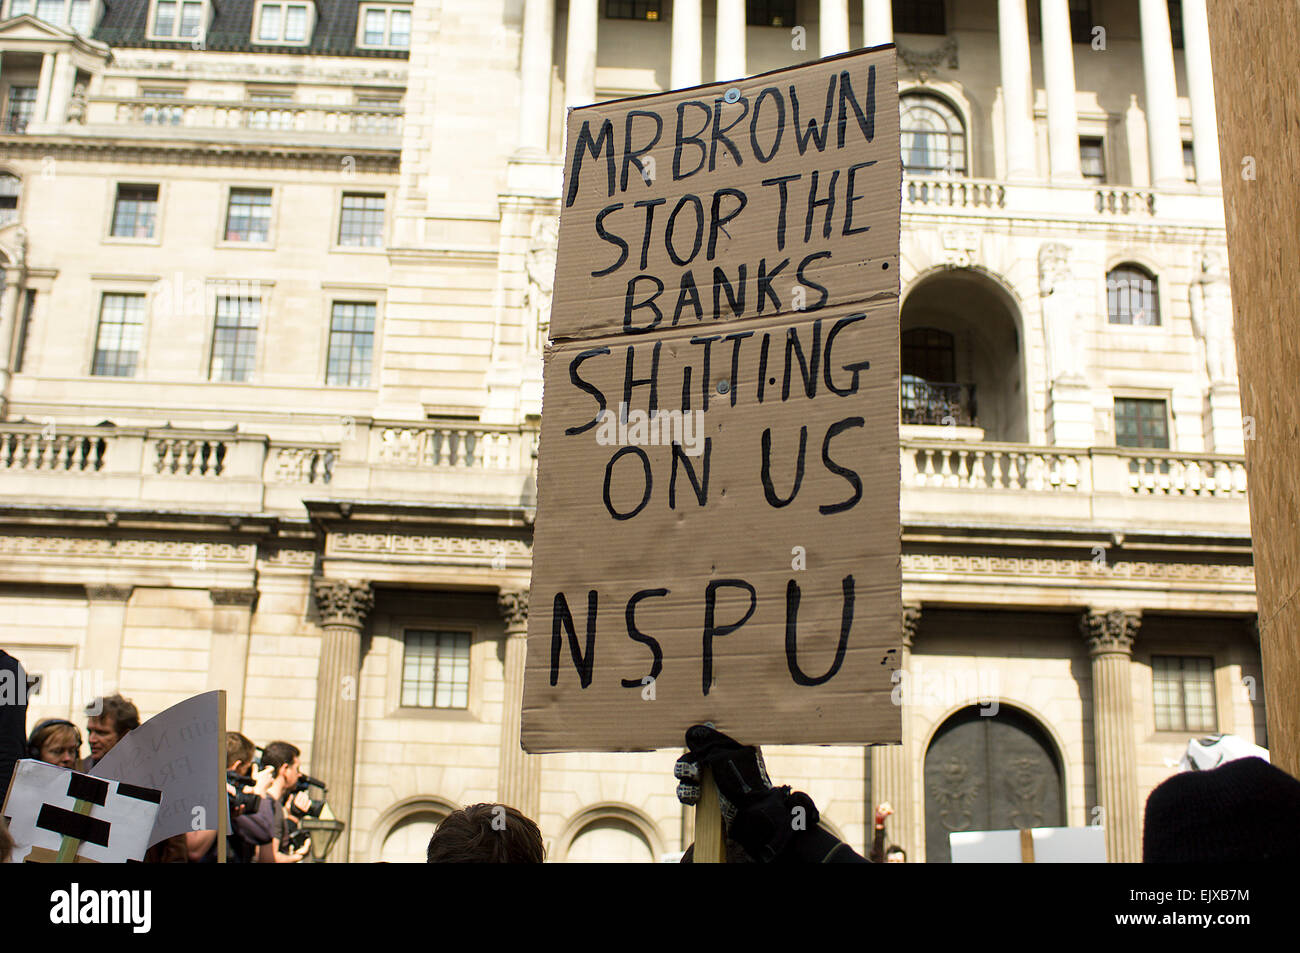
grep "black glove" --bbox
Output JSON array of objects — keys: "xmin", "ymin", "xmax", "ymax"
[{"xmin": 674, "ymin": 724, "xmax": 819, "ymax": 862}]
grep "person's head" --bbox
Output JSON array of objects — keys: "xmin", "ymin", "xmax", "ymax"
[
  {"xmin": 226, "ymin": 731, "xmax": 256, "ymax": 773},
  {"xmin": 885, "ymin": 845, "xmax": 906, "ymax": 863},
  {"xmin": 426, "ymin": 804, "xmax": 544, "ymax": 863},
  {"xmin": 28, "ymin": 719, "xmax": 82, "ymax": 769},
  {"xmin": 261, "ymin": 741, "xmax": 301, "ymax": 790},
  {"xmin": 85, "ymin": 694, "xmax": 139, "ymax": 763}
]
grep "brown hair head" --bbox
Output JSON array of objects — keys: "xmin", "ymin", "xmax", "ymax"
[
  {"xmin": 226, "ymin": 731, "xmax": 255, "ymax": 769},
  {"xmin": 426, "ymin": 804, "xmax": 544, "ymax": 863},
  {"xmin": 87, "ymin": 694, "xmax": 140, "ymax": 735}
]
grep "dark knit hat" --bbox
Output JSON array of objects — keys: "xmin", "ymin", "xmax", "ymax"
[{"xmin": 1143, "ymin": 757, "xmax": 1300, "ymax": 861}]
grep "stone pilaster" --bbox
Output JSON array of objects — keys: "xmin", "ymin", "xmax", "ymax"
[
  {"xmin": 872, "ymin": 602, "xmax": 919, "ymax": 858},
  {"xmin": 310, "ymin": 579, "xmax": 373, "ymax": 862},
  {"xmin": 1081, "ymin": 608, "xmax": 1142, "ymax": 863},
  {"xmin": 496, "ymin": 588, "xmax": 540, "ymax": 820},
  {"xmin": 208, "ymin": 588, "xmax": 258, "ymax": 728},
  {"xmin": 83, "ymin": 585, "xmax": 132, "ymax": 695}
]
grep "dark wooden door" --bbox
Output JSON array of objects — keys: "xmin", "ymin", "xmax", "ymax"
[{"xmin": 924, "ymin": 706, "xmax": 1064, "ymax": 863}]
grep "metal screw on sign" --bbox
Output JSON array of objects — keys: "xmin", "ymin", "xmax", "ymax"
[
  {"xmin": 723, "ymin": 87, "xmax": 741, "ymax": 104},
  {"xmin": 716, "ymin": 379, "xmax": 730, "ymax": 395}
]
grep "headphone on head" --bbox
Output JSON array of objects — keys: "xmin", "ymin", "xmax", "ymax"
[{"xmin": 26, "ymin": 718, "xmax": 79, "ymax": 759}]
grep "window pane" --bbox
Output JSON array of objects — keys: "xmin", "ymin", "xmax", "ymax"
[
  {"xmin": 1115, "ymin": 398, "xmax": 1170, "ymax": 450},
  {"xmin": 10, "ymin": 0, "xmax": 35, "ymax": 15},
  {"xmin": 285, "ymin": 3, "xmax": 307, "ymax": 40},
  {"xmin": 211, "ymin": 296, "xmax": 260, "ymax": 382},
  {"xmin": 92, "ymin": 294, "xmax": 145, "ymax": 377},
  {"xmin": 326, "ymin": 301, "xmax": 376, "ymax": 386},
  {"xmin": 112, "ymin": 184, "xmax": 159, "ymax": 238},
  {"xmin": 180, "ymin": 0, "xmax": 201, "ymax": 36},
  {"xmin": 401, "ymin": 630, "xmax": 471, "ymax": 709},
  {"xmin": 35, "ymin": 0, "xmax": 61, "ymax": 23},
  {"xmin": 155, "ymin": 0, "xmax": 176, "ymax": 35},
  {"xmin": 892, "ymin": 0, "xmax": 944, "ymax": 35},
  {"xmin": 901, "ymin": 95, "xmax": 965, "ymax": 175},
  {"xmin": 1107, "ymin": 266, "xmax": 1160, "ymax": 326},
  {"xmin": 364, "ymin": 8, "xmax": 386, "ymax": 44},
  {"xmin": 338, "ymin": 192, "xmax": 385, "ymax": 246},
  {"xmin": 225, "ymin": 188, "xmax": 272, "ymax": 241},
  {"xmin": 1080, "ymin": 138, "xmax": 1105, "ymax": 182},
  {"xmin": 258, "ymin": 3, "xmax": 280, "ymax": 40},
  {"xmin": 68, "ymin": 0, "xmax": 91, "ymax": 32},
  {"xmin": 1183, "ymin": 141, "xmax": 1196, "ymax": 182}
]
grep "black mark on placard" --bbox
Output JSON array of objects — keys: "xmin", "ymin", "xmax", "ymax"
[
  {"xmin": 761, "ymin": 425, "xmax": 808, "ymax": 507},
  {"xmin": 783, "ymin": 320, "xmax": 821, "ymax": 401},
  {"xmin": 824, "ymin": 314, "xmax": 870, "ymax": 395},
  {"xmin": 566, "ymin": 118, "xmax": 616, "ymax": 207},
  {"xmin": 603, "ymin": 446, "xmax": 653, "ymax": 520},
  {"xmin": 623, "ymin": 340, "xmax": 661, "ymax": 413},
  {"xmin": 790, "ymin": 76, "xmax": 836, "ymax": 155},
  {"xmin": 66, "ymin": 773, "xmax": 109, "ymax": 807},
  {"xmin": 116, "ymin": 782, "xmax": 163, "ymax": 804},
  {"xmin": 565, "ymin": 347, "xmax": 611, "ymax": 435},
  {"xmin": 621, "ymin": 588, "xmax": 668, "ymax": 688},
  {"xmin": 36, "ymin": 804, "xmax": 111, "ymax": 847},
  {"xmin": 673, "ymin": 100, "xmax": 713, "ymax": 181},
  {"xmin": 702, "ymin": 580, "xmax": 758, "ymax": 695},
  {"xmin": 551, "ymin": 590, "xmax": 597, "ymax": 688},
  {"xmin": 786, "ymin": 575, "xmax": 855, "ymax": 686},
  {"xmin": 669, "ymin": 439, "xmax": 712, "ymax": 508},
  {"xmin": 750, "ymin": 86, "xmax": 785, "ymax": 162},
  {"xmin": 820, "ymin": 416, "xmax": 865, "ymax": 515},
  {"xmin": 710, "ymin": 95, "xmax": 750, "ymax": 171},
  {"xmin": 593, "ymin": 203, "xmax": 628, "ymax": 276},
  {"xmin": 621, "ymin": 109, "xmax": 663, "ymax": 191},
  {"xmin": 836, "ymin": 67, "xmax": 876, "ymax": 147}
]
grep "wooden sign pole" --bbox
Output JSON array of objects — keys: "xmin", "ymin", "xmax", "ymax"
[
  {"xmin": 693, "ymin": 766, "xmax": 726, "ymax": 863},
  {"xmin": 54, "ymin": 798, "xmax": 93, "ymax": 863}
]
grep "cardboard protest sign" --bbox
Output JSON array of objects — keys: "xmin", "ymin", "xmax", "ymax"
[
  {"xmin": 523, "ymin": 46, "xmax": 902, "ymax": 752},
  {"xmin": 91, "ymin": 690, "xmax": 228, "ymax": 847},
  {"xmin": 2, "ymin": 759, "xmax": 162, "ymax": 863},
  {"xmin": 949, "ymin": 826, "xmax": 1108, "ymax": 863}
]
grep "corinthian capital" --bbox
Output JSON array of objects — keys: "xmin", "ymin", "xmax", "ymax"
[
  {"xmin": 313, "ymin": 579, "xmax": 374, "ymax": 628},
  {"xmin": 1081, "ymin": 609, "xmax": 1141, "ymax": 656},
  {"xmin": 901, "ymin": 602, "xmax": 922, "ymax": 649},
  {"xmin": 498, "ymin": 589, "xmax": 529, "ymax": 630}
]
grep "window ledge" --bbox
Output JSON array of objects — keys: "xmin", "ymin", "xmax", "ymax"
[
  {"xmin": 389, "ymin": 706, "xmax": 478, "ymax": 722},
  {"xmin": 330, "ymin": 244, "xmax": 387, "ymax": 254},
  {"xmin": 103, "ymin": 236, "xmax": 162, "ymax": 246},
  {"xmin": 216, "ymin": 240, "xmax": 275, "ymax": 250}
]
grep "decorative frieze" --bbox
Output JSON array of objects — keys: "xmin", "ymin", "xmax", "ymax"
[
  {"xmin": 0, "ymin": 536, "xmax": 254, "ymax": 564},
  {"xmin": 902, "ymin": 553, "xmax": 1254, "ymax": 584},
  {"xmin": 313, "ymin": 579, "xmax": 374, "ymax": 629},
  {"xmin": 328, "ymin": 533, "xmax": 530, "ymax": 560}
]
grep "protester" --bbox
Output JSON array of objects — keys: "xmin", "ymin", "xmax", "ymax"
[
  {"xmin": 85, "ymin": 693, "xmax": 140, "ymax": 769},
  {"xmin": 675, "ymin": 724, "xmax": 868, "ymax": 863},
  {"xmin": 426, "ymin": 803, "xmax": 544, "ymax": 863},
  {"xmin": 0, "ymin": 816, "xmax": 12, "ymax": 864},
  {"xmin": 258, "ymin": 741, "xmax": 310, "ymax": 863},
  {"xmin": 187, "ymin": 731, "xmax": 276, "ymax": 863},
  {"xmin": 1143, "ymin": 755, "xmax": 1300, "ymax": 861},
  {"xmin": 26, "ymin": 719, "xmax": 82, "ymax": 769},
  {"xmin": 868, "ymin": 802, "xmax": 894, "ymax": 862},
  {"xmin": 0, "ymin": 649, "xmax": 27, "ymax": 798},
  {"xmin": 885, "ymin": 845, "xmax": 906, "ymax": 862}
]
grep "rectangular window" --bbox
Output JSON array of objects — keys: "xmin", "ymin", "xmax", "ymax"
[
  {"xmin": 152, "ymin": 0, "xmax": 202, "ymax": 38},
  {"xmin": 400, "ymin": 630, "xmax": 470, "ymax": 709},
  {"xmin": 1168, "ymin": 0, "xmax": 1184, "ymax": 49},
  {"xmin": 359, "ymin": 4, "xmax": 411, "ymax": 47},
  {"xmin": 9, "ymin": 0, "xmax": 35, "ymax": 15},
  {"xmin": 35, "ymin": 0, "xmax": 61, "ymax": 22},
  {"xmin": 605, "ymin": 0, "xmax": 660, "ymax": 20},
  {"xmin": 338, "ymin": 193, "xmax": 385, "ymax": 247},
  {"xmin": 0, "ymin": 173, "xmax": 18, "ymax": 225},
  {"xmin": 111, "ymin": 184, "xmax": 159, "ymax": 239},
  {"xmin": 68, "ymin": 0, "xmax": 90, "ymax": 32},
  {"xmin": 225, "ymin": 188, "xmax": 272, "ymax": 242},
  {"xmin": 154, "ymin": 0, "xmax": 176, "ymax": 34},
  {"xmin": 210, "ymin": 295, "xmax": 260, "ymax": 382},
  {"xmin": 1152, "ymin": 656, "xmax": 1216, "ymax": 732},
  {"xmin": 892, "ymin": 0, "xmax": 944, "ymax": 35},
  {"xmin": 284, "ymin": 3, "xmax": 307, "ymax": 40},
  {"xmin": 1069, "ymin": 0, "xmax": 1092, "ymax": 43},
  {"xmin": 92, "ymin": 293, "xmax": 145, "ymax": 377},
  {"xmin": 4, "ymin": 86, "xmax": 37, "ymax": 134},
  {"xmin": 326, "ymin": 301, "xmax": 375, "ymax": 387},
  {"xmin": 256, "ymin": 1, "xmax": 309, "ymax": 42},
  {"xmin": 1183, "ymin": 141, "xmax": 1196, "ymax": 182},
  {"xmin": 257, "ymin": 2, "xmax": 281, "ymax": 40},
  {"xmin": 1079, "ymin": 137, "xmax": 1105, "ymax": 182},
  {"xmin": 1114, "ymin": 398, "xmax": 1170, "ymax": 449}
]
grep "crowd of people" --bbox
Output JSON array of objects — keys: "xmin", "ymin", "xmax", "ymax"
[{"xmin": 0, "ymin": 648, "xmax": 322, "ymax": 863}]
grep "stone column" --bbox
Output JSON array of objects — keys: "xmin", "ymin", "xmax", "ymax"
[
  {"xmin": 1138, "ymin": 0, "xmax": 1184, "ymax": 187},
  {"xmin": 208, "ymin": 589, "xmax": 257, "ymax": 728},
  {"xmin": 46, "ymin": 52, "xmax": 74, "ymax": 127},
  {"xmin": 517, "ymin": 0, "xmax": 555, "ymax": 152},
  {"xmin": 564, "ymin": 0, "xmax": 598, "ymax": 107},
  {"xmin": 310, "ymin": 579, "xmax": 374, "ymax": 862},
  {"xmin": 671, "ymin": 0, "xmax": 702, "ymax": 90},
  {"xmin": 32, "ymin": 52, "xmax": 54, "ymax": 126},
  {"xmin": 872, "ymin": 602, "xmax": 919, "ymax": 858},
  {"xmin": 820, "ymin": 0, "xmax": 850, "ymax": 57},
  {"xmin": 999, "ymin": 0, "xmax": 1036, "ymax": 180},
  {"xmin": 715, "ymin": 0, "xmax": 746, "ymax": 82},
  {"xmin": 863, "ymin": 0, "xmax": 893, "ymax": 47},
  {"xmin": 82, "ymin": 585, "xmax": 132, "ymax": 696},
  {"xmin": 1041, "ymin": 0, "xmax": 1082, "ymax": 180},
  {"xmin": 1081, "ymin": 609, "xmax": 1142, "ymax": 863},
  {"xmin": 496, "ymin": 589, "xmax": 540, "ymax": 819},
  {"xmin": 1181, "ymin": 0, "xmax": 1220, "ymax": 184}
]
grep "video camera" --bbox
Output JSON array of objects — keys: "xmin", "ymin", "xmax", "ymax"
[{"xmin": 226, "ymin": 770, "xmax": 262, "ymax": 815}]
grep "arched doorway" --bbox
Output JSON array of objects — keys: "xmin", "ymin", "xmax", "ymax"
[
  {"xmin": 900, "ymin": 269, "xmax": 1026, "ymax": 442},
  {"xmin": 923, "ymin": 705, "xmax": 1064, "ymax": 863}
]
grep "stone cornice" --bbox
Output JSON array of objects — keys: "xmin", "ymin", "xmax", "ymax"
[{"xmin": 0, "ymin": 135, "xmax": 400, "ymax": 171}]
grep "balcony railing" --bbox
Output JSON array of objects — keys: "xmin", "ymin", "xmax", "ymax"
[
  {"xmin": 85, "ymin": 97, "xmax": 405, "ymax": 140},
  {"xmin": 901, "ymin": 379, "xmax": 976, "ymax": 427}
]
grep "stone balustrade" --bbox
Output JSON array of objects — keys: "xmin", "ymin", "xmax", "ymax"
[{"xmin": 86, "ymin": 97, "xmax": 405, "ymax": 141}]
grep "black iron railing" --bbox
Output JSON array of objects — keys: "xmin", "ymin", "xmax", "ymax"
[{"xmin": 901, "ymin": 379, "xmax": 977, "ymax": 427}]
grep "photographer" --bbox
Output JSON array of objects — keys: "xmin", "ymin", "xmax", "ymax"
[
  {"xmin": 186, "ymin": 732, "xmax": 275, "ymax": 863},
  {"xmin": 257, "ymin": 741, "xmax": 311, "ymax": 863}
]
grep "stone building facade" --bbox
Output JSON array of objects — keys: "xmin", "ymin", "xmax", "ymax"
[{"xmin": 0, "ymin": 0, "xmax": 1261, "ymax": 862}]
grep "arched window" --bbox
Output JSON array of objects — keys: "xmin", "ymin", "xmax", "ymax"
[
  {"xmin": 0, "ymin": 173, "xmax": 19, "ymax": 226},
  {"xmin": 901, "ymin": 94, "xmax": 966, "ymax": 176},
  {"xmin": 566, "ymin": 817, "xmax": 654, "ymax": 863},
  {"xmin": 1107, "ymin": 264, "xmax": 1160, "ymax": 326}
]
